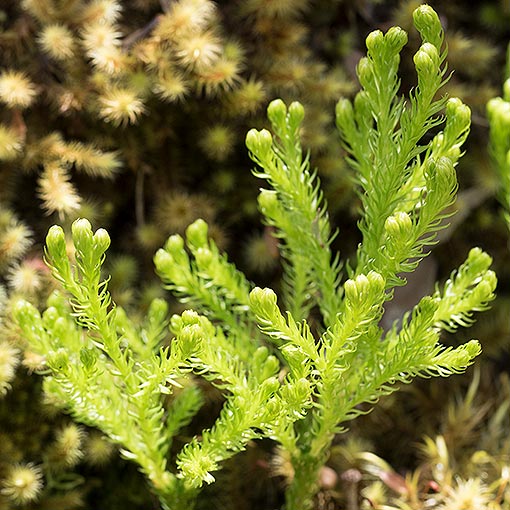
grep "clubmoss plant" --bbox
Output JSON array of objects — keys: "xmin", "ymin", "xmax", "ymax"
[
  {"xmin": 346, "ymin": 38, "xmax": 510, "ymax": 510},
  {"xmin": 12, "ymin": 218, "xmax": 309, "ymax": 509},
  {"xmin": 487, "ymin": 43, "xmax": 510, "ymax": 231},
  {"xmin": 241, "ymin": 6, "xmax": 496, "ymax": 507},
  {"xmin": 12, "ymin": 5, "xmax": 497, "ymax": 510}
]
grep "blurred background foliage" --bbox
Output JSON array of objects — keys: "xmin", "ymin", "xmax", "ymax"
[{"xmin": 1, "ymin": 0, "xmax": 510, "ymax": 508}]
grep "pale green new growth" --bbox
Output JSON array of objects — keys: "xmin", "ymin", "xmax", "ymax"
[
  {"xmin": 245, "ymin": 5, "xmax": 493, "ymax": 509},
  {"xmin": 13, "ymin": 5, "xmax": 497, "ymax": 510},
  {"xmin": 154, "ymin": 219, "xmax": 258, "ymax": 362},
  {"xmin": 487, "ymin": 43, "xmax": 510, "ymax": 230},
  {"xmin": 14, "ymin": 220, "xmax": 310, "ymax": 509},
  {"xmin": 14, "ymin": 221, "xmax": 195, "ymax": 508},
  {"xmin": 247, "ymin": 100, "xmax": 342, "ymax": 325}
]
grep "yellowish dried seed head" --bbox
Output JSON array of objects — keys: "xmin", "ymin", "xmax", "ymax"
[
  {"xmin": 6, "ymin": 260, "xmax": 43, "ymax": 295},
  {"xmin": 0, "ymin": 463, "xmax": 43, "ymax": 504},
  {"xmin": 79, "ymin": 0, "xmax": 122, "ymax": 24},
  {"xmin": 37, "ymin": 163, "xmax": 82, "ymax": 218},
  {"xmin": 38, "ymin": 24, "xmax": 76, "ymax": 61},
  {"xmin": 223, "ymin": 77, "xmax": 267, "ymax": 116},
  {"xmin": 47, "ymin": 423, "xmax": 85, "ymax": 469},
  {"xmin": 153, "ymin": 70, "xmax": 190, "ymax": 102},
  {"xmin": 131, "ymin": 38, "xmax": 164, "ymax": 68},
  {"xmin": 0, "ymin": 221, "xmax": 33, "ymax": 265},
  {"xmin": 196, "ymin": 56, "xmax": 241, "ymax": 96},
  {"xmin": 98, "ymin": 87, "xmax": 146, "ymax": 126},
  {"xmin": 85, "ymin": 431, "xmax": 116, "ymax": 466},
  {"xmin": 22, "ymin": 350, "xmax": 47, "ymax": 373},
  {"xmin": 88, "ymin": 45, "xmax": 127, "ymax": 74},
  {"xmin": 54, "ymin": 141, "xmax": 121, "ymax": 178},
  {"xmin": 154, "ymin": 0, "xmax": 216, "ymax": 41},
  {"xmin": 175, "ymin": 31, "xmax": 223, "ymax": 71},
  {"xmin": 0, "ymin": 341, "xmax": 19, "ymax": 396},
  {"xmin": 224, "ymin": 39, "xmax": 245, "ymax": 63},
  {"xmin": 441, "ymin": 477, "xmax": 492, "ymax": 509},
  {"xmin": 81, "ymin": 20, "xmax": 126, "ymax": 75},
  {"xmin": 0, "ymin": 124, "xmax": 23, "ymax": 161},
  {"xmin": 22, "ymin": 0, "xmax": 82, "ymax": 23},
  {"xmin": 199, "ymin": 124, "xmax": 236, "ymax": 161},
  {"xmin": 0, "ymin": 70, "xmax": 37, "ymax": 109},
  {"xmin": 195, "ymin": 40, "xmax": 244, "ymax": 95},
  {"xmin": 81, "ymin": 22, "xmax": 122, "ymax": 53}
]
